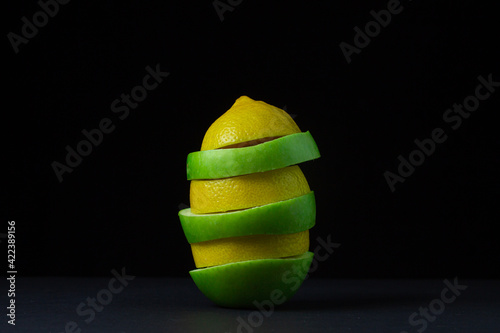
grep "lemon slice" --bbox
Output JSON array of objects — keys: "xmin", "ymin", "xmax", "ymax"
[
  {"xmin": 190, "ymin": 165, "xmax": 310, "ymax": 214},
  {"xmin": 191, "ymin": 230, "xmax": 309, "ymax": 268}
]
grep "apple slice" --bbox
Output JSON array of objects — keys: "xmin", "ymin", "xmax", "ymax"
[
  {"xmin": 186, "ymin": 131, "xmax": 320, "ymax": 180},
  {"xmin": 179, "ymin": 191, "xmax": 315, "ymax": 243},
  {"xmin": 190, "ymin": 251, "xmax": 314, "ymax": 308}
]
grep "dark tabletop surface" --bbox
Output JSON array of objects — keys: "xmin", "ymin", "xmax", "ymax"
[{"xmin": 1, "ymin": 277, "xmax": 498, "ymax": 333}]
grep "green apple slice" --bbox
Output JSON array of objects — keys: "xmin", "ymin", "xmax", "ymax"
[
  {"xmin": 179, "ymin": 191, "xmax": 315, "ymax": 244},
  {"xmin": 190, "ymin": 251, "xmax": 313, "ymax": 308},
  {"xmin": 186, "ymin": 131, "xmax": 320, "ymax": 180}
]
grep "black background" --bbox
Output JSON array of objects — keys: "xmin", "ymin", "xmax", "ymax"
[{"xmin": 4, "ymin": 0, "xmax": 499, "ymax": 279}]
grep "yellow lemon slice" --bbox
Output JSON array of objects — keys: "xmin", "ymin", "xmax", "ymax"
[
  {"xmin": 191, "ymin": 230, "xmax": 309, "ymax": 268},
  {"xmin": 189, "ymin": 165, "xmax": 310, "ymax": 214}
]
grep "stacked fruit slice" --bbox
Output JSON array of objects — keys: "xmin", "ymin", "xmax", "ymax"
[{"xmin": 178, "ymin": 96, "xmax": 320, "ymax": 308}]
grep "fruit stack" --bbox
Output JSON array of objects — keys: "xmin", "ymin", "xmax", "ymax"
[{"xmin": 178, "ymin": 96, "xmax": 320, "ymax": 308}]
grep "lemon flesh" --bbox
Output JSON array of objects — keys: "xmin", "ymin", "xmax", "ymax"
[
  {"xmin": 190, "ymin": 252, "xmax": 314, "ymax": 308},
  {"xmin": 187, "ymin": 131, "xmax": 320, "ymax": 180}
]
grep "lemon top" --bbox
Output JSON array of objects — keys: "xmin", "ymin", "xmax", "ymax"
[{"xmin": 200, "ymin": 96, "xmax": 301, "ymax": 151}]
